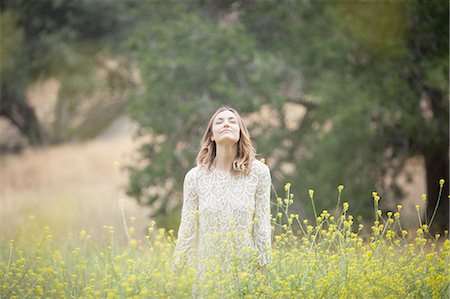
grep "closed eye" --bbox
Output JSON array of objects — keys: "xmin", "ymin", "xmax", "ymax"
[{"xmin": 216, "ymin": 117, "xmax": 237, "ymax": 124}]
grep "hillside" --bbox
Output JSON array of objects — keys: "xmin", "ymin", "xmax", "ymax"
[{"xmin": 0, "ymin": 117, "xmax": 151, "ymax": 243}]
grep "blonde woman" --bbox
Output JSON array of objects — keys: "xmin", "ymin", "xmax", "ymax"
[{"xmin": 171, "ymin": 106, "xmax": 272, "ymax": 293}]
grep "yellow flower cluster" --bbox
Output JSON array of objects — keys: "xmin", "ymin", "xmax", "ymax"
[{"xmin": 1, "ymin": 183, "xmax": 449, "ymax": 298}]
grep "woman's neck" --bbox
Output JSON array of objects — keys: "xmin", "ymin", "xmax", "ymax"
[{"xmin": 213, "ymin": 144, "xmax": 237, "ymax": 173}]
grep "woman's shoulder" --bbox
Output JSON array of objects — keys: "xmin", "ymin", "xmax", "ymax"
[
  {"xmin": 251, "ymin": 158, "xmax": 270, "ymax": 176},
  {"xmin": 185, "ymin": 166, "xmax": 200, "ymax": 180}
]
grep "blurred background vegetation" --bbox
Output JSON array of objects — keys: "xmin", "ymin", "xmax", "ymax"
[{"xmin": 0, "ymin": 0, "xmax": 448, "ymax": 238}]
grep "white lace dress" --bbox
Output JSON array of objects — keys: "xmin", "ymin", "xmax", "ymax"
[{"xmin": 172, "ymin": 159, "xmax": 272, "ymax": 272}]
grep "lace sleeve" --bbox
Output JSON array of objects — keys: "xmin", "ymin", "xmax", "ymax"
[
  {"xmin": 172, "ymin": 168, "xmax": 199, "ymax": 269},
  {"xmin": 253, "ymin": 164, "xmax": 272, "ymax": 266}
]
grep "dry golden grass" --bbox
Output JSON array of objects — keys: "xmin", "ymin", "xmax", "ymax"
[{"xmin": 0, "ymin": 131, "xmax": 151, "ymax": 244}]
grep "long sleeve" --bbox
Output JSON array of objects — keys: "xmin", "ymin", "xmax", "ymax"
[
  {"xmin": 172, "ymin": 168, "xmax": 199, "ymax": 270},
  {"xmin": 253, "ymin": 164, "xmax": 272, "ymax": 266}
]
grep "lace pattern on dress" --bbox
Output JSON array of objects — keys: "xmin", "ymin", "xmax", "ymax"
[{"xmin": 172, "ymin": 159, "xmax": 272, "ymax": 270}]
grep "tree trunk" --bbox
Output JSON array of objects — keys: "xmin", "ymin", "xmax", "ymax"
[
  {"xmin": 420, "ymin": 84, "xmax": 449, "ymax": 234},
  {"xmin": 424, "ymin": 146, "xmax": 449, "ymax": 233},
  {"xmin": 0, "ymin": 85, "xmax": 46, "ymax": 146}
]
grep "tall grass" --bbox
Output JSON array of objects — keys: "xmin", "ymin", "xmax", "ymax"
[
  {"xmin": 1, "ymin": 181, "xmax": 448, "ymax": 298},
  {"xmin": 0, "ymin": 136, "xmax": 151, "ymax": 243}
]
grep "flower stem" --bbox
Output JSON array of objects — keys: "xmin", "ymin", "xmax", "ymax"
[{"xmin": 428, "ymin": 183, "xmax": 444, "ymax": 229}]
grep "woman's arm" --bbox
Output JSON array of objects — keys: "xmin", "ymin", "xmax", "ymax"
[
  {"xmin": 171, "ymin": 168, "xmax": 199, "ymax": 270},
  {"xmin": 253, "ymin": 164, "xmax": 272, "ymax": 266}
]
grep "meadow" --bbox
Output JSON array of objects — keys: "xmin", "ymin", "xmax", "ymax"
[{"xmin": 1, "ymin": 177, "xmax": 448, "ymax": 298}]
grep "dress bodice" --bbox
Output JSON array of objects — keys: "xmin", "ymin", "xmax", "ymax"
[{"xmin": 172, "ymin": 159, "xmax": 272, "ymax": 271}]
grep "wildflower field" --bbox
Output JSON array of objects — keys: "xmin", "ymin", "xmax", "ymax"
[{"xmin": 1, "ymin": 182, "xmax": 449, "ymax": 299}]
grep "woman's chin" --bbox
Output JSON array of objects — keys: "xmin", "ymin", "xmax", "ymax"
[{"xmin": 216, "ymin": 137, "xmax": 239, "ymax": 146}]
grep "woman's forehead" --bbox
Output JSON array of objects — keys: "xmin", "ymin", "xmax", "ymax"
[{"xmin": 215, "ymin": 110, "xmax": 237, "ymax": 119}]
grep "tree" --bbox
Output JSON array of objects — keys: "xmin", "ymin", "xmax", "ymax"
[
  {"xmin": 126, "ymin": 0, "xmax": 448, "ymax": 232},
  {"xmin": 125, "ymin": 1, "xmax": 283, "ymax": 227},
  {"xmin": 238, "ymin": 0, "xmax": 449, "ymax": 231},
  {"xmin": 0, "ymin": 0, "xmax": 134, "ymax": 145},
  {"xmin": 0, "ymin": 10, "xmax": 45, "ymax": 145}
]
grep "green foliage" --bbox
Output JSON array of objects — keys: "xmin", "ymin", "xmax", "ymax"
[
  {"xmin": 0, "ymin": 11, "xmax": 25, "ymax": 87},
  {"xmin": 125, "ymin": 1, "xmax": 282, "ymax": 222},
  {"xmin": 126, "ymin": 1, "xmax": 448, "ymax": 229},
  {"xmin": 2, "ymin": 0, "xmax": 446, "ymax": 228},
  {"xmin": 2, "ymin": 0, "xmax": 128, "ymax": 77},
  {"xmin": 239, "ymin": 0, "xmax": 449, "ymax": 226},
  {"xmin": 0, "ymin": 0, "xmax": 134, "ymax": 143}
]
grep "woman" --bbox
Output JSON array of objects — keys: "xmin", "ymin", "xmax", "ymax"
[{"xmin": 171, "ymin": 106, "xmax": 272, "ymax": 292}]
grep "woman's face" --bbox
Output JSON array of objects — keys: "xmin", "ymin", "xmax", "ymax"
[{"xmin": 211, "ymin": 110, "xmax": 240, "ymax": 145}]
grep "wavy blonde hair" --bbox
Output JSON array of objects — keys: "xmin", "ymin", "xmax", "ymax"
[{"xmin": 196, "ymin": 106, "xmax": 256, "ymax": 175}]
